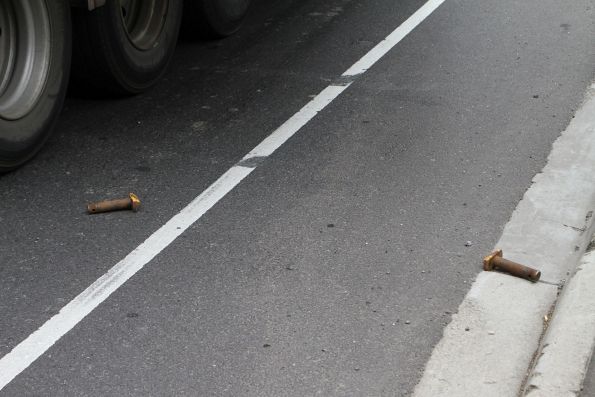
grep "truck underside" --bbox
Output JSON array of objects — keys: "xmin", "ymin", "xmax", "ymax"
[{"xmin": 0, "ymin": 0, "xmax": 250, "ymax": 172}]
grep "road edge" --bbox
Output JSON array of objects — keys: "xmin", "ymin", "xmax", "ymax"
[
  {"xmin": 524, "ymin": 236, "xmax": 595, "ymax": 396},
  {"xmin": 413, "ymin": 82, "xmax": 595, "ymax": 396}
]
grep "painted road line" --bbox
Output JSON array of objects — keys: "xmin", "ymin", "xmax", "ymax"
[
  {"xmin": 525, "ymin": 237, "xmax": 595, "ymax": 395},
  {"xmin": 245, "ymin": 85, "xmax": 350, "ymax": 159},
  {"xmin": 414, "ymin": 84, "xmax": 595, "ymax": 396},
  {"xmin": 0, "ymin": 0, "xmax": 446, "ymax": 391},
  {"xmin": 0, "ymin": 165, "xmax": 254, "ymax": 389},
  {"xmin": 342, "ymin": 0, "xmax": 445, "ymax": 77}
]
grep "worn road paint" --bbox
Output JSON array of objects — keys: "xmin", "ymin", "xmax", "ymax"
[
  {"xmin": 0, "ymin": 0, "xmax": 447, "ymax": 390},
  {"xmin": 342, "ymin": 0, "xmax": 445, "ymax": 77}
]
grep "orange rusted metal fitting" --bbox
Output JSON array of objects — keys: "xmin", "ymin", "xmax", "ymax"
[
  {"xmin": 483, "ymin": 249, "xmax": 541, "ymax": 282},
  {"xmin": 87, "ymin": 193, "xmax": 141, "ymax": 214}
]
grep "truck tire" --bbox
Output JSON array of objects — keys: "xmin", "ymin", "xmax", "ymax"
[
  {"xmin": 71, "ymin": 0, "xmax": 183, "ymax": 96},
  {"xmin": 0, "ymin": 0, "xmax": 71, "ymax": 172},
  {"xmin": 183, "ymin": 0, "xmax": 251, "ymax": 39}
]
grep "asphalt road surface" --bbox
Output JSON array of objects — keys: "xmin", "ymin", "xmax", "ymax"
[{"xmin": 1, "ymin": 0, "xmax": 594, "ymax": 395}]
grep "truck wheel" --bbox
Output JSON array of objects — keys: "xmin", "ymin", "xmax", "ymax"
[
  {"xmin": 0, "ymin": 0, "xmax": 71, "ymax": 172},
  {"xmin": 71, "ymin": 0, "xmax": 183, "ymax": 96},
  {"xmin": 183, "ymin": 0, "xmax": 251, "ymax": 39}
]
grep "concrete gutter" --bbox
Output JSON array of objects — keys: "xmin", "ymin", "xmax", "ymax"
[
  {"xmin": 524, "ymin": 236, "xmax": 595, "ymax": 396},
  {"xmin": 413, "ymin": 82, "xmax": 595, "ymax": 396}
]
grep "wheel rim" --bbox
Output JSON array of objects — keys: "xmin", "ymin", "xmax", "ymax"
[
  {"xmin": 0, "ymin": 0, "xmax": 51, "ymax": 121},
  {"xmin": 120, "ymin": 0, "xmax": 168, "ymax": 51}
]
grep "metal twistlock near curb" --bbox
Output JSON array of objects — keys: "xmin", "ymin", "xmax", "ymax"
[
  {"xmin": 483, "ymin": 249, "xmax": 541, "ymax": 282},
  {"xmin": 87, "ymin": 193, "xmax": 141, "ymax": 214}
]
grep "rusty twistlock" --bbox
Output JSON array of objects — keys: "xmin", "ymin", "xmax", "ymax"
[
  {"xmin": 483, "ymin": 249, "xmax": 541, "ymax": 282},
  {"xmin": 87, "ymin": 193, "xmax": 141, "ymax": 214}
]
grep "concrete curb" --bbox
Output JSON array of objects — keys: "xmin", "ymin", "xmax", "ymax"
[
  {"xmin": 413, "ymin": 83, "xmax": 595, "ymax": 396},
  {"xmin": 525, "ymin": 238, "xmax": 595, "ymax": 396}
]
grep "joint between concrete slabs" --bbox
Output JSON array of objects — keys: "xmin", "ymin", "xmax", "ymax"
[{"xmin": 524, "ymin": 237, "xmax": 595, "ymax": 396}]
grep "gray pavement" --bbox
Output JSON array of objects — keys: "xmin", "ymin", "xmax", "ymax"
[
  {"xmin": 584, "ymin": 354, "xmax": 595, "ymax": 396},
  {"xmin": 1, "ymin": 0, "xmax": 594, "ymax": 395}
]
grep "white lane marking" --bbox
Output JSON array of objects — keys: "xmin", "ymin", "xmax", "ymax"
[
  {"xmin": 246, "ymin": 85, "xmax": 350, "ymax": 158},
  {"xmin": 342, "ymin": 0, "xmax": 446, "ymax": 77},
  {"xmin": 0, "ymin": 0, "xmax": 446, "ymax": 390},
  {"xmin": 0, "ymin": 166, "xmax": 254, "ymax": 388}
]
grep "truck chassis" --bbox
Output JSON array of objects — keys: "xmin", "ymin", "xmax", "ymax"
[{"xmin": 0, "ymin": 0, "xmax": 250, "ymax": 172}]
